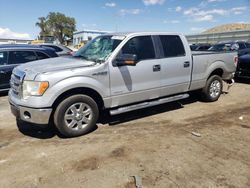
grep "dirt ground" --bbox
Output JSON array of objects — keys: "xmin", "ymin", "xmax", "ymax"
[{"xmin": 0, "ymin": 80, "xmax": 250, "ymax": 188}]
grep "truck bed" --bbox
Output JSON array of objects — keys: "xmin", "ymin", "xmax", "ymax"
[
  {"xmin": 191, "ymin": 50, "xmax": 236, "ymax": 55},
  {"xmin": 189, "ymin": 50, "xmax": 237, "ymax": 91}
]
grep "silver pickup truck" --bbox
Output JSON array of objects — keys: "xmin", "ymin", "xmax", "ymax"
[{"xmin": 9, "ymin": 32, "xmax": 236, "ymax": 137}]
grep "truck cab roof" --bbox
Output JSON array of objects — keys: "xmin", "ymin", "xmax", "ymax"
[{"xmin": 105, "ymin": 32, "xmax": 184, "ymax": 37}]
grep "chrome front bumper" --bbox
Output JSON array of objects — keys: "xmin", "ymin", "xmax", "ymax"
[{"xmin": 9, "ymin": 102, "xmax": 52, "ymax": 125}]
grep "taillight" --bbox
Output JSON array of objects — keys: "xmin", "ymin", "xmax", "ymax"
[{"xmin": 233, "ymin": 56, "xmax": 238, "ymax": 67}]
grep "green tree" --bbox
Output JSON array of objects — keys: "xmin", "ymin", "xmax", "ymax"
[
  {"xmin": 36, "ymin": 12, "xmax": 76, "ymax": 44},
  {"xmin": 35, "ymin": 17, "xmax": 50, "ymax": 37}
]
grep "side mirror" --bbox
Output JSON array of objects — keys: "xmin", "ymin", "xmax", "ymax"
[{"xmin": 115, "ymin": 54, "xmax": 137, "ymax": 66}]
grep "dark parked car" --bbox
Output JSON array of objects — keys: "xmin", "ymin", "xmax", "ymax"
[
  {"xmin": 235, "ymin": 54, "xmax": 250, "ymax": 79},
  {"xmin": 38, "ymin": 44, "xmax": 73, "ymax": 56},
  {"xmin": 208, "ymin": 41, "xmax": 250, "ymax": 52},
  {"xmin": 0, "ymin": 45, "xmax": 58, "ymax": 91},
  {"xmin": 238, "ymin": 48, "xmax": 250, "ymax": 57},
  {"xmin": 190, "ymin": 44, "xmax": 198, "ymax": 51},
  {"xmin": 190, "ymin": 44, "xmax": 211, "ymax": 51}
]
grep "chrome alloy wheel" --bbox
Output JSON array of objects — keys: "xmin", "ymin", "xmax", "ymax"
[
  {"xmin": 209, "ymin": 80, "xmax": 221, "ymax": 98},
  {"xmin": 64, "ymin": 102, "xmax": 93, "ymax": 130}
]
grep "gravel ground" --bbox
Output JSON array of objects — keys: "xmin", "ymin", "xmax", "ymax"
[{"xmin": 0, "ymin": 80, "xmax": 250, "ymax": 188}]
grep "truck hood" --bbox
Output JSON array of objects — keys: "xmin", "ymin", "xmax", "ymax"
[{"xmin": 15, "ymin": 56, "xmax": 96, "ymax": 80}]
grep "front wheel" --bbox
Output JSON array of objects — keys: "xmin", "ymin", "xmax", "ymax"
[
  {"xmin": 201, "ymin": 75, "xmax": 223, "ymax": 102},
  {"xmin": 54, "ymin": 95, "xmax": 99, "ymax": 137}
]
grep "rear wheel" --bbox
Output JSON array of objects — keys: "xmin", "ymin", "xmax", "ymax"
[
  {"xmin": 54, "ymin": 95, "xmax": 99, "ymax": 137},
  {"xmin": 201, "ymin": 75, "xmax": 223, "ymax": 102}
]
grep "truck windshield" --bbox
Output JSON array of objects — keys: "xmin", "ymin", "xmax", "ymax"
[{"xmin": 74, "ymin": 35, "xmax": 124, "ymax": 63}]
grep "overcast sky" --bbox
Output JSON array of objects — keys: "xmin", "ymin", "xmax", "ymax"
[{"xmin": 0, "ymin": 0, "xmax": 249, "ymax": 39}]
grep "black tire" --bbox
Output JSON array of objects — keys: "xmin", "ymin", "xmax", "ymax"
[
  {"xmin": 54, "ymin": 94, "xmax": 99, "ymax": 137},
  {"xmin": 201, "ymin": 75, "xmax": 223, "ymax": 102}
]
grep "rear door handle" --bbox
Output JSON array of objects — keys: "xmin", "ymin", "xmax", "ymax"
[
  {"xmin": 153, "ymin": 64, "xmax": 161, "ymax": 72},
  {"xmin": 184, "ymin": 61, "xmax": 190, "ymax": 68},
  {"xmin": 0, "ymin": 70, "xmax": 6, "ymax": 74}
]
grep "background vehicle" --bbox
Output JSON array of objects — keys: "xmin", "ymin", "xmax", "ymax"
[
  {"xmin": 238, "ymin": 48, "xmax": 250, "ymax": 57},
  {"xmin": 235, "ymin": 54, "xmax": 250, "ymax": 78},
  {"xmin": 31, "ymin": 36, "xmax": 55, "ymax": 44},
  {"xmin": 190, "ymin": 44, "xmax": 211, "ymax": 51},
  {"xmin": 208, "ymin": 41, "xmax": 250, "ymax": 52},
  {"xmin": 0, "ymin": 45, "xmax": 58, "ymax": 91},
  {"xmin": 74, "ymin": 41, "xmax": 86, "ymax": 50},
  {"xmin": 9, "ymin": 32, "xmax": 236, "ymax": 137},
  {"xmin": 31, "ymin": 40, "xmax": 45, "ymax": 44},
  {"xmin": 190, "ymin": 44, "xmax": 198, "ymax": 51},
  {"xmin": 38, "ymin": 44, "xmax": 73, "ymax": 56}
]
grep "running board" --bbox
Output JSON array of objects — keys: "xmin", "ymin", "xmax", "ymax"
[{"xmin": 109, "ymin": 93, "xmax": 189, "ymax": 115}]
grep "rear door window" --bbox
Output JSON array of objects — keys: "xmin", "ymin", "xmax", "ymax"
[
  {"xmin": 36, "ymin": 51, "xmax": 50, "ymax": 60},
  {"xmin": 42, "ymin": 45, "xmax": 63, "ymax": 52},
  {"xmin": 159, "ymin": 35, "xmax": 186, "ymax": 58},
  {"xmin": 121, "ymin": 36, "xmax": 155, "ymax": 61},
  {"xmin": 9, "ymin": 51, "xmax": 37, "ymax": 64},
  {"xmin": 0, "ymin": 51, "xmax": 8, "ymax": 65}
]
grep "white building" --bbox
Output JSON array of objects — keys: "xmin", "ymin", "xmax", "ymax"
[
  {"xmin": 73, "ymin": 29, "xmax": 111, "ymax": 45},
  {"xmin": 0, "ymin": 38, "xmax": 33, "ymax": 45}
]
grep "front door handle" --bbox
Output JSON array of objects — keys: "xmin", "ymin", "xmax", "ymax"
[
  {"xmin": 153, "ymin": 64, "xmax": 161, "ymax": 72},
  {"xmin": 184, "ymin": 61, "xmax": 190, "ymax": 68},
  {"xmin": 0, "ymin": 70, "xmax": 6, "ymax": 74}
]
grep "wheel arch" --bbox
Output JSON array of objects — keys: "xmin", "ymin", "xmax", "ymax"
[
  {"xmin": 208, "ymin": 68, "xmax": 224, "ymax": 78},
  {"xmin": 52, "ymin": 87, "xmax": 105, "ymax": 111},
  {"xmin": 205, "ymin": 60, "xmax": 226, "ymax": 80}
]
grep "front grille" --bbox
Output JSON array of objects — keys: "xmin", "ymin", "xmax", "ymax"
[
  {"xmin": 10, "ymin": 74, "xmax": 21, "ymax": 96},
  {"xmin": 10, "ymin": 69, "xmax": 25, "ymax": 97}
]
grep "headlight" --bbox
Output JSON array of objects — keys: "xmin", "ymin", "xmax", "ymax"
[{"xmin": 22, "ymin": 81, "xmax": 49, "ymax": 99}]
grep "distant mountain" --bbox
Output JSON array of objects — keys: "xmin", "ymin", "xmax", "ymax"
[{"xmin": 203, "ymin": 23, "xmax": 250, "ymax": 34}]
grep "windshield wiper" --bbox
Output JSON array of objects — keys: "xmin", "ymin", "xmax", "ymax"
[
  {"xmin": 74, "ymin": 55, "xmax": 105, "ymax": 64},
  {"xmin": 88, "ymin": 58, "xmax": 105, "ymax": 64}
]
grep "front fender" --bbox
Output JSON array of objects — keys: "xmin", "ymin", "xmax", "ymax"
[
  {"xmin": 13, "ymin": 76, "xmax": 109, "ymax": 109},
  {"xmin": 43, "ymin": 76, "xmax": 109, "ymax": 107}
]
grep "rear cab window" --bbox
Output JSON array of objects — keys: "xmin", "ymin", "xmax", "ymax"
[
  {"xmin": 0, "ymin": 51, "xmax": 8, "ymax": 65},
  {"xmin": 121, "ymin": 35, "xmax": 155, "ymax": 61},
  {"xmin": 9, "ymin": 51, "xmax": 37, "ymax": 64},
  {"xmin": 159, "ymin": 35, "xmax": 186, "ymax": 58}
]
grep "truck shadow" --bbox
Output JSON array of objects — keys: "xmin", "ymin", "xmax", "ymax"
[
  {"xmin": 16, "ymin": 94, "xmax": 200, "ymax": 139},
  {"xmin": 16, "ymin": 120, "xmax": 57, "ymax": 139},
  {"xmin": 99, "ymin": 94, "xmax": 199, "ymax": 126}
]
